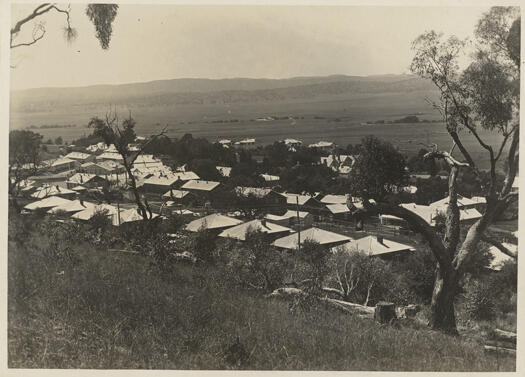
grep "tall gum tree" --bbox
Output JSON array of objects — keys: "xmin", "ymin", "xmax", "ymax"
[
  {"xmin": 89, "ymin": 109, "xmax": 167, "ymax": 221},
  {"xmin": 353, "ymin": 7, "xmax": 519, "ymax": 333}
]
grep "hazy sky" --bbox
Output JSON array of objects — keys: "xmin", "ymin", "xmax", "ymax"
[{"xmin": 10, "ymin": 4, "xmax": 489, "ymax": 90}]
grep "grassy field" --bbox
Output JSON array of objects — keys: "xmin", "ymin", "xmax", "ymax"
[
  {"xmin": 8, "ymin": 221, "xmax": 515, "ymax": 371},
  {"xmin": 10, "ymin": 90, "xmax": 502, "ymax": 169}
]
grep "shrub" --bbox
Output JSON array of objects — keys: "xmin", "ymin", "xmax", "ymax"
[
  {"xmin": 391, "ymin": 247, "xmax": 436, "ymax": 304},
  {"xmin": 225, "ymin": 229, "xmax": 288, "ymax": 292},
  {"xmin": 327, "ymin": 248, "xmax": 417, "ymax": 306},
  {"xmin": 189, "ymin": 227, "xmax": 217, "ymax": 264},
  {"xmin": 88, "ymin": 208, "xmax": 112, "ymax": 231},
  {"xmin": 294, "ymin": 240, "xmax": 331, "ymax": 295},
  {"xmin": 463, "ymin": 279, "xmax": 496, "ymax": 321}
]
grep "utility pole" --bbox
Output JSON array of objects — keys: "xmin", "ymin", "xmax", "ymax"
[
  {"xmin": 117, "ymin": 200, "xmax": 121, "ymax": 226},
  {"xmin": 296, "ymin": 195, "xmax": 301, "ymax": 253}
]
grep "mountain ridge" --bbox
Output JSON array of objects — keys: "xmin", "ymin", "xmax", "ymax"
[{"xmin": 11, "ymin": 74, "xmax": 436, "ymax": 112}]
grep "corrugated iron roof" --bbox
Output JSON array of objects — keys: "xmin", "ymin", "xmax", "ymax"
[
  {"xmin": 219, "ymin": 219, "xmax": 292, "ymax": 241},
  {"xmin": 272, "ymin": 227, "xmax": 351, "ymax": 249}
]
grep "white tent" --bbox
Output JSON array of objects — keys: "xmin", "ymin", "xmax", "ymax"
[
  {"xmin": 24, "ymin": 196, "xmax": 73, "ymax": 211},
  {"xmin": 48, "ymin": 200, "xmax": 96, "ymax": 214},
  {"xmin": 185, "ymin": 213, "xmax": 243, "ymax": 232}
]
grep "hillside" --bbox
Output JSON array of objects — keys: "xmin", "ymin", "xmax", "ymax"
[
  {"xmin": 8, "ymin": 215, "xmax": 515, "ymax": 370},
  {"xmin": 11, "ymin": 74, "xmax": 436, "ymax": 112}
]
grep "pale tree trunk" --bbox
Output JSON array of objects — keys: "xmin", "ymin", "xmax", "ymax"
[{"xmin": 428, "ymin": 266, "xmax": 458, "ymax": 334}]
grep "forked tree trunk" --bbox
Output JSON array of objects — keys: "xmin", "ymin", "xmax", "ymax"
[{"xmin": 428, "ymin": 266, "xmax": 458, "ymax": 335}]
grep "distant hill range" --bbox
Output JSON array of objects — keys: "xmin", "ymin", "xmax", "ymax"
[{"xmin": 11, "ymin": 74, "xmax": 437, "ymax": 113}]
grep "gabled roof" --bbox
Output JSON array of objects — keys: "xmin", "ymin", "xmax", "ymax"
[
  {"xmin": 64, "ymin": 152, "xmax": 92, "ymax": 160},
  {"xmin": 71, "ymin": 185, "xmax": 87, "ymax": 192},
  {"xmin": 216, "ymin": 166, "xmax": 232, "ymax": 177},
  {"xmin": 283, "ymin": 138, "xmax": 302, "ymax": 145},
  {"xmin": 458, "ymin": 208, "xmax": 483, "ymax": 222},
  {"xmin": 97, "ymin": 152, "xmax": 123, "ymax": 161},
  {"xmin": 143, "ymin": 175, "xmax": 179, "ymax": 187},
  {"xmin": 24, "ymin": 196, "xmax": 74, "ymax": 211},
  {"xmin": 333, "ymin": 236, "xmax": 415, "ymax": 256},
  {"xmin": 185, "ymin": 213, "xmax": 243, "ymax": 232},
  {"xmin": 326, "ymin": 203, "xmax": 351, "ymax": 214},
  {"xmin": 488, "ymin": 242, "xmax": 517, "ymax": 271},
  {"xmin": 283, "ymin": 193, "xmax": 315, "ymax": 206},
  {"xmin": 265, "ymin": 210, "xmax": 310, "ymax": 221},
  {"xmin": 48, "ymin": 200, "xmax": 95, "ymax": 214},
  {"xmin": 134, "ymin": 154, "xmax": 157, "ymax": 164},
  {"xmin": 71, "ymin": 204, "xmax": 119, "ymax": 221},
  {"xmin": 174, "ymin": 171, "xmax": 200, "ymax": 181},
  {"xmin": 309, "ymin": 141, "xmax": 334, "ymax": 148},
  {"xmin": 50, "ymin": 157, "xmax": 76, "ymax": 167},
  {"xmin": 219, "ymin": 219, "xmax": 292, "ymax": 241},
  {"xmin": 470, "ymin": 196, "xmax": 487, "ymax": 204},
  {"xmin": 119, "ymin": 208, "xmax": 159, "ymax": 224},
  {"xmin": 261, "ymin": 173, "xmax": 280, "ymax": 182},
  {"xmin": 429, "ymin": 195, "xmax": 477, "ymax": 209},
  {"xmin": 182, "ymin": 180, "xmax": 220, "ymax": 192},
  {"xmin": 96, "ymin": 160, "xmax": 124, "ymax": 170},
  {"xmin": 31, "ymin": 185, "xmax": 77, "ymax": 199},
  {"xmin": 162, "ymin": 189, "xmax": 190, "ymax": 199},
  {"xmin": 235, "ymin": 138, "xmax": 255, "ymax": 145},
  {"xmin": 399, "ymin": 203, "xmax": 437, "ymax": 225},
  {"xmin": 67, "ymin": 173, "xmax": 103, "ymax": 185},
  {"xmin": 272, "ymin": 227, "xmax": 351, "ymax": 250},
  {"xmin": 320, "ymin": 194, "xmax": 349, "ymax": 204}
]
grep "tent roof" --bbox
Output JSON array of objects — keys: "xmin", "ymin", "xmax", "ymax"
[
  {"xmin": 283, "ymin": 193, "xmax": 314, "ymax": 206},
  {"xmin": 488, "ymin": 243, "xmax": 517, "ymax": 271},
  {"xmin": 162, "ymin": 189, "xmax": 190, "ymax": 199},
  {"xmin": 333, "ymin": 236, "xmax": 415, "ymax": 256},
  {"xmin": 31, "ymin": 185, "xmax": 77, "ymax": 199},
  {"xmin": 326, "ymin": 203, "xmax": 351, "ymax": 214},
  {"xmin": 430, "ymin": 195, "xmax": 477, "ymax": 209},
  {"xmin": 182, "ymin": 180, "xmax": 220, "ymax": 191},
  {"xmin": 272, "ymin": 227, "xmax": 351, "ymax": 249},
  {"xmin": 219, "ymin": 219, "xmax": 292, "ymax": 241},
  {"xmin": 24, "ymin": 196, "xmax": 74, "ymax": 211},
  {"xmin": 48, "ymin": 200, "xmax": 96, "ymax": 214},
  {"xmin": 185, "ymin": 213, "xmax": 243, "ymax": 232},
  {"xmin": 71, "ymin": 204, "xmax": 119, "ymax": 221}
]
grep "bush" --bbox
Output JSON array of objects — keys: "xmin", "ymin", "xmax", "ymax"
[
  {"xmin": 391, "ymin": 248, "xmax": 436, "ymax": 304},
  {"xmin": 294, "ymin": 240, "xmax": 331, "ymax": 294},
  {"xmin": 189, "ymin": 228, "xmax": 217, "ymax": 264},
  {"xmin": 327, "ymin": 248, "xmax": 417, "ymax": 306},
  {"xmin": 224, "ymin": 229, "xmax": 289, "ymax": 292},
  {"xmin": 88, "ymin": 208, "xmax": 112, "ymax": 232},
  {"xmin": 463, "ymin": 279, "xmax": 496, "ymax": 321}
]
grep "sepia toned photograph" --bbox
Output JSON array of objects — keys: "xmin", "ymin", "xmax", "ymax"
[{"xmin": 5, "ymin": 1, "xmax": 520, "ymax": 372}]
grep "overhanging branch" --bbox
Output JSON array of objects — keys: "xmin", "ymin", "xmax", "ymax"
[{"xmin": 481, "ymin": 235, "xmax": 517, "ymax": 260}]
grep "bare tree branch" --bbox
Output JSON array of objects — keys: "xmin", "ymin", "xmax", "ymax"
[
  {"xmin": 481, "ymin": 235, "xmax": 517, "ymax": 260},
  {"xmin": 10, "ymin": 3, "xmax": 73, "ymax": 49}
]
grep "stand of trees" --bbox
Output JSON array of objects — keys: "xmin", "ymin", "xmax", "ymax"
[{"xmin": 349, "ymin": 7, "xmax": 519, "ymax": 333}]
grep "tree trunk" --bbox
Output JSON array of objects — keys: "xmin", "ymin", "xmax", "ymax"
[
  {"xmin": 428, "ymin": 266, "xmax": 458, "ymax": 334},
  {"xmin": 374, "ymin": 302, "xmax": 396, "ymax": 324}
]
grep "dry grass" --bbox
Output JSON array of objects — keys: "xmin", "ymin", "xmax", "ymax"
[{"xmin": 8, "ymin": 227, "xmax": 515, "ymax": 371}]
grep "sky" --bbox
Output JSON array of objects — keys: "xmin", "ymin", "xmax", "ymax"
[{"xmin": 10, "ymin": 4, "xmax": 490, "ymax": 90}]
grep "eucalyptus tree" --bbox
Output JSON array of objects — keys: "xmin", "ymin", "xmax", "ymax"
[{"xmin": 350, "ymin": 7, "xmax": 519, "ymax": 333}]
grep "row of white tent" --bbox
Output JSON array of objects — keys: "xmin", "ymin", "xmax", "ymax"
[
  {"xmin": 183, "ymin": 212, "xmax": 515, "ymax": 268},
  {"xmin": 183, "ymin": 213, "xmax": 416, "ymax": 258},
  {"xmin": 24, "ymin": 196, "xmax": 159, "ymax": 226}
]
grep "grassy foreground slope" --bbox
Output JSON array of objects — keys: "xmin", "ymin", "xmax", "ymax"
[{"xmin": 8, "ymin": 225, "xmax": 514, "ymax": 371}]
